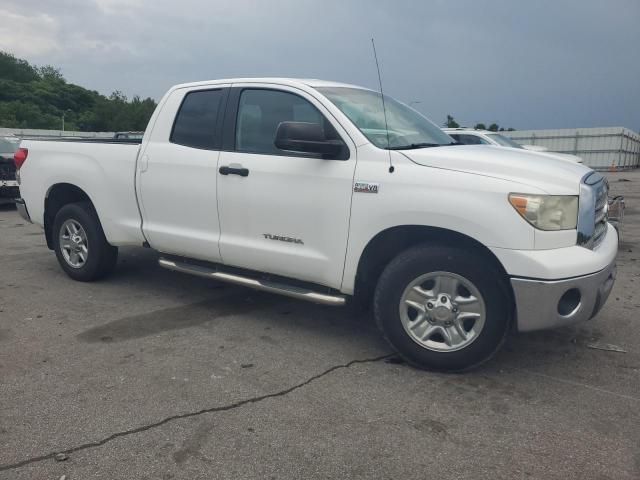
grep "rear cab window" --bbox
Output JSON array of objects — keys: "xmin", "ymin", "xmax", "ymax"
[{"xmin": 170, "ymin": 89, "xmax": 225, "ymax": 149}]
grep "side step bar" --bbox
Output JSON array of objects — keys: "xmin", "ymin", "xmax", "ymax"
[{"xmin": 158, "ymin": 258, "xmax": 346, "ymax": 306}]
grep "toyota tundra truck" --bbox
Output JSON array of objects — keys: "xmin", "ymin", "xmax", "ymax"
[{"xmin": 14, "ymin": 78, "xmax": 618, "ymax": 371}]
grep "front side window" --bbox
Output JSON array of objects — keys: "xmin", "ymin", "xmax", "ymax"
[
  {"xmin": 235, "ymin": 89, "xmax": 340, "ymax": 156},
  {"xmin": 171, "ymin": 89, "xmax": 224, "ymax": 149},
  {"xmin": 316, "ymin": 87, "xmax": 453, "ymax": 150}
]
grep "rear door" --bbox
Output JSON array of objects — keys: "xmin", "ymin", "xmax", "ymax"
[
  {"xmin": 216, "ymin": 85, "xmax": 357, "ymax": 288},
  {"xmin": 137, "ymin": 85, "xmax": 229, "ymax": 261}
]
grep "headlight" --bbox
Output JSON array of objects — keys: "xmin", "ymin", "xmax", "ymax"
[{"xmin": 509, "ymin": 194, "xmax": 578, "ymax": 230}]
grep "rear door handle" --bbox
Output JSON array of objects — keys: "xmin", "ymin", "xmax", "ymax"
[{"xmin": 219, "ymin": 165, "xmax": 249, "ymax": 177}]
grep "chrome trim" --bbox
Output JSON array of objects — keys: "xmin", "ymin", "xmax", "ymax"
[
  {"xmin": 584, "ymin": 171, "xmax": 602, "ymax": 185},
  {"xmin": 158, "ymin": 258, "xmax": 346, "ymax": 306},
  {"xmin": 15, "ymin": 198, "xmax": 31, "ymax": 223},
  {"xmin": 511, "ymin": 258, "xmax": 616, "ymax": 332},
  {"xmin": 577, "ymin": 171, "xmax": 608, "ymax": 249},
  {"xmin": 577, "ymin": 180, "xmax": 595, "ymax": 245}
]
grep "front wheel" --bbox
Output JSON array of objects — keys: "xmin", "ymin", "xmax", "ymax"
[
  {"xmin": 52, "ymin": 202, "xmax": 118, "ymax": 282},
  {"xmin": 373, "ymin": 245, "xmax": 511, "ymax": 372}
]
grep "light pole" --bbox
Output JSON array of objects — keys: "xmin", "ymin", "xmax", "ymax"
[{"xmin": 61, "ymin": 109, "xmax": 71, "ymax": 132}]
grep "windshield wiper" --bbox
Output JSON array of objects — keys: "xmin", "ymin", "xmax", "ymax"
[{"xmin": 387, "ymin": 142, "xmax": 443, "ymax": 150}]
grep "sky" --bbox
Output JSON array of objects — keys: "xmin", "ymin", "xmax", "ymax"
[{"xmin": 1, "ymin": 0, "xmax": 639, "ymax": 131}]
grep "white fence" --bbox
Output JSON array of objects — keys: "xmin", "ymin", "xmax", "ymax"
[
  {"xmin": 0, "ymin": 128, "xmax": 114, "ymax": 138},
  {"xmin": 501, "ymin": 127, "xmax": 640, "ymax": 170},
  {"xmin": 4, "ymin": 126, "xmax": 639, "ymax": 171}
]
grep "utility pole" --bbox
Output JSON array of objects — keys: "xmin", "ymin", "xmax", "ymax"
[{"xmin": 61, "ymin": 109, "xmax": 71, "ymax": 132}]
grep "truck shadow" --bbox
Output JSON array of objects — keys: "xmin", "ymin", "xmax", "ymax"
[
  {"xmin": 77, "ymin": 290, "xmax": 283, "ymax": 343},
  {"xmin": 77, "ymin": 247, "xmax": 387, "ymax": 350},
  {"xmin": 74, "ymin": 247, "xmax": 619, "ymax": 373}
]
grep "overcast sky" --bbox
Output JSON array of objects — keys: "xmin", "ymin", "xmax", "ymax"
[{"xmin": 1, "ymin": 0, "xmax": 639, "ymax": 130}]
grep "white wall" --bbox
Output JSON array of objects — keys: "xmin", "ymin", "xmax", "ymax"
[
  {"xmin": 0, "ymin": 128, "xmax": 114, "ymax": 138},
  {"xmin": 501, "ymin": 127, "xmax": 640, "ymax": 170}
]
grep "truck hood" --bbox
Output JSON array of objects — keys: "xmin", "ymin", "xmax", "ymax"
[
  {"xmin": 401, "ymin": 145, "xmax": 590, "ymax": 194},
  {"xmin": 538, "ymin": 151, "xmax": 583, "ymax": 163}
]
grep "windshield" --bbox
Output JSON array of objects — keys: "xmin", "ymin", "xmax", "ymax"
[
  {"xmin": 316, "ymin": 87, "xmax": 453, "ymax": 149},
  {"xmin": 486, "ymin": 133, "xmax": 522, "ymax": 149},
  {"xmin": 0, "ymin": 137, "xmax": 20, "ymax": 155}
]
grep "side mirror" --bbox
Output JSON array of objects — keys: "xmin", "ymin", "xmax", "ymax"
[{"xmin": 274, "ymin": 122, "xmax": 346, "ymax": 159}]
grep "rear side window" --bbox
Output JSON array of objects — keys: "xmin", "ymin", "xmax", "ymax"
[{"xmin": 171, "ymin": 89, "xmax": 224, "ymax": 149}]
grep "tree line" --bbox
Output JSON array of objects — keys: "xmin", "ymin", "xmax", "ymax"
[
  {"xmin": 0, "ymin": 51, "xmax": 156, "ymax": 132},
  {"xmin": 444, "ymin": 114, "xmax": 514, "ymax": 132}
]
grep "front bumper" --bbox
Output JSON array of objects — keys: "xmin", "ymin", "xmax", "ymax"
[
  {"xmin": 15, "ymin": 198, "xmax": 31, "ymax": 223},
  {"xmin": 511, "ymin": 254, "xmax": 617, "ymax": 332}
]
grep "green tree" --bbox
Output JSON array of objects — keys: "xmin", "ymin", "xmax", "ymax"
[
  {"xmin": 488, "ymin": 123, "xmax": 499, "ymax": 132},
  {"xmin": 37, "ymin": 65, "xmax": 64, "ymax": 82},
  {"xmin": 474, "ymin": 123, "xmax": 486, "ymax": 130},
  {"xmin": 0, "ymin": 51, "xmax": 39, "ymax": 83},
  {"xmin": 444, "ymin": 114, "xmax": 460, "ymax": 128},
  {"xmin": 0, "ymin": 50, "xmax": 157, "ymax": 132}
]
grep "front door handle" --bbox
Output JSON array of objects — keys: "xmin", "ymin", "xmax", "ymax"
[{"xmin": 219, "ymin": 165, "xmax": 249, "ymax": 177}]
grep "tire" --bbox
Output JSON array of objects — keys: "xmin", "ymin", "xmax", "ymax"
[
  {"xmin": 52, "ymin": 202, "xmax": 118, "ymax": 281},
  {"xmin": 373, "ymin": 244, "xmax": 511, "ymax": 372}
]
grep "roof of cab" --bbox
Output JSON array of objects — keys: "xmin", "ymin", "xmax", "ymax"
[{"xmin": 169, "ymin": 77, "xmax": 370, "ymax": 92}]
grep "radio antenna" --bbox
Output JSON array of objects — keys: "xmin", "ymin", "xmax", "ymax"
[{"xmin": 371, "ymin": 38, "xmax": 394, "ymax": 173}]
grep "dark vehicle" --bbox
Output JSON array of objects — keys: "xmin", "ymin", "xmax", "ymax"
[
  {"xmin": 114, "ymin": 131, "xmax": 144, "ymax": 140},
  {"xmin": 0, "ymin": 136, "xmax": 20, "ymax": 204}
]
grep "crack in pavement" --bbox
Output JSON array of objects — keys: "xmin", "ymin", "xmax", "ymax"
[{"xmin": 0, "ymin": 353, "xmax": 393, "ymax": 473}]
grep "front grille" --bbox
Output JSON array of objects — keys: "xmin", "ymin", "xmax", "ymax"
[
  {"xmin": 577, "ymin": 172, "xmax": 608, "ymax": 249},
  {"xmin": 592, "ymin": 179, "xmax": 608, "ymax": 248}
]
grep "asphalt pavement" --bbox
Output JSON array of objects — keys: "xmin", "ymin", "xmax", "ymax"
[{"xmin": 1, "ymin": 170, "xmax": 638, "ymax": 479}]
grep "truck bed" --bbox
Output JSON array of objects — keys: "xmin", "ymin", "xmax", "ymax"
[
  {"xmin": 18, "ymin": 137, "xmax": 146, "ymax": 246},
  {"xmin": 18, "ymin": 137, "xmax": 143, "ymax": 145}
]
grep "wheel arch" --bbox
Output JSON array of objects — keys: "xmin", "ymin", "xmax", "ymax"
[
  {"xmin": 352, "ymin": 225, "xmax": 514, "ymax": 312},
  {"xmin": 44, "ymin": 183, "xmax": 96, "ymax": 249}
]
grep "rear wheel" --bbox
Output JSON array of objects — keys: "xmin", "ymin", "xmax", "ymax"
[
  {"xmin": 374, "ymin": 244, "xmax": 511, "ymax": 371},
  {"xmin": 52, "ymin": 202, "xmax": 118, "ymax": 281}
]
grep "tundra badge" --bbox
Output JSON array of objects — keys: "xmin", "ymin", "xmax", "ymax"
[{"xmin": 263, "ymin": 234, "xmax": 304, "ymax": 245}]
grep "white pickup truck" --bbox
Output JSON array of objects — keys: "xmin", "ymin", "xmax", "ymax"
[{"xmin": 14, "ymin": 78, "xmax": 618, "ymax": 371}]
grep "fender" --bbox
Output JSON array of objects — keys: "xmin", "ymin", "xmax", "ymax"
[{"xmin": 340, "ymin": 150, "xmax": 542, "ymax": 294}]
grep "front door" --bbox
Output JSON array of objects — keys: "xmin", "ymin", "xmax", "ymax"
[{"xmin": 217, "ymin": 86, "xmax": 356, "ymax": 288}]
